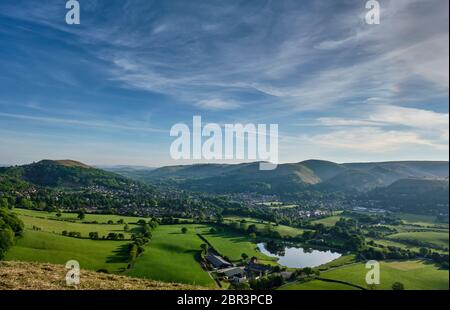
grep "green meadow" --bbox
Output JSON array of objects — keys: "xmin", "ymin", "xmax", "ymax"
[
  {"xmin": 5, "ymin": 230, "xmax": 130, "ymax": 272},
  {"xmin": 387, "ymin": 231, "xmax": 449, "ymax": 249},
  {"xmin": 311, "ymin": 215, "xmax": 344, "ymax": 227},
  {"xmin": 320, "ymin": 260, "xmax": 449, "ymax": 290},
  {"xmin": 224, "ymin": 216, "xmax": 308, "ymax": 238},
  {"xmin": 280, "ymin": 260, "xmax": 448, "ymax": 290},
  {"xmin": 197, "ymin": 226, "xmax": 276, "ymax": 264},
  {"xmin": 8, "ymin": 209, "xmax": 448, "ymax": 291},
  {"xmin": 395, "ymin": 213, "xmax": 448, "ymax": 227},
  {"xmin": 126, "ymin": 224, "xmax": 215, "ymax": 287},
  {"xmin": 17, "ymin": 214, "xmax": 140, "ymax": 239},
  {"xmin": 14, "ymin": 208, "xmax": 146, "ymax": 224}
]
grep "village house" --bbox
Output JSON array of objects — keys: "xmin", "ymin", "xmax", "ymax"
[{"xmin": 245, "ymin": 257, "xmax": 272, "ymax": 278}]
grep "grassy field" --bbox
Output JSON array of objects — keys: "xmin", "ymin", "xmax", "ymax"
[
  {"xmin": 311, "ymin": 216, "xmax": 343, "ymax": 227},
  {"xmin": 16, "ymin": 214, "xmax": 140, "ymax": 239},
  {"xmin": 315, "ymin": 254, "xmax": 357, "ymax": 271},
  {"xmin": 126, "ymin": 225, "xmax": 215, "ymax": 287},
  {"xmin": 197, "ymin": 226, "xmax": 276, "ymax": 264},
  {"xmin": 8, "ymin": 209, "xmax": 275, "ymax": 287},
  {"xmin": 13, "ymin": 208, "xmax": 146, "ymax": 224},
  {"xmin": 320, "ymin": 260, "xmax": 449, "ymax": 290},
  {"xmin": 387, "ymin": 231, "xmax": 449, "ymax": 249},
  {"xmin": 5, "ymin": 230, "xmax": 130, "ymax": 272},
  {"xmin": 279, "ymin": 279, "xmax": 361, "ymax": 290},
  {"xmin": 224, "ymin": 216, "xmax": 308, "ymax": 238},
  {"xmin": 395, "ymin": 213, "xmax": 448, "ymax": 227}
]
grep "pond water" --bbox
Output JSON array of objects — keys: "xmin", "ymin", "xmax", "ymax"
[{"xmin": 257, "ymin": 243, "xmax": 341, "ymax": 268}]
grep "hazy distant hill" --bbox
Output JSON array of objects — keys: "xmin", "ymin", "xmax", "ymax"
[
  {"xmin": 365, "ymin": 178, "xmax": 449, "ymax": 214},
  {"xmin": 0, "ymin": 160, "xmax": 138, "ymax": 190},
  {"xmin": 101, "ymin": 165, "xmax": 156, "ymax": 180},
  {"xmin": 124, "ymin": 160, "xmax": 449, "ymax": 194}
]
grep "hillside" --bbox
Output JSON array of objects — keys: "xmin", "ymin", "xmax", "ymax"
[
  {"xmin": 0, "ymin": 261, "xmax": 204, "ymax": 290},
  {"xmin": 364, "ymin": 178, "xmax": 449, "ymax": 214},
  {"xmin": 0, "ymin": 160, "xmax": 139, "ymax": 190},
  {"xmin": 121, "ymin": 160, "xmax": 449, "ymax": 194}
]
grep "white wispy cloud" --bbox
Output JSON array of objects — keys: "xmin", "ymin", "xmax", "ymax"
[
  {"xmin": 195, "ymin": 99, "xmax": 240, "ymax": 110},
  {"xmin": 0, "ymin": 0, "xmax": 448, "ymax": 164},
  {"xmin": 0, "ymin": 112, "xmax": 166, "ymax": 133}
]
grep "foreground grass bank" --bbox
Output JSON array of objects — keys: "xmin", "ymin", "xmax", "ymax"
[
  {"xmin": 5, "ymin": 230, "xmax": 130, "ymax": 272},
  {"xmin": 0, "ymin": 261, "xmax": 204, "ymax": 290},
  {"xmin": 126, "ymin": 224, "xmax": 215, "ymax": 287}
]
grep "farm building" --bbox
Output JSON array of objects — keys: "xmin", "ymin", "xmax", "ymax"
[
  {"xmin": 205, "ymin": 253, "xmax": 232, "ymax": 269},
  {"xmin": 218, "ymin": 267, "xmax": 245, "ymax": 278},
  {"xmin": 246, "ymin": 262, "xmax": 272, "ymax": 278}
]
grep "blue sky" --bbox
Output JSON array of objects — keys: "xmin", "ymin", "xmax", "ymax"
[{"xmin": 0, "ymin": 0, "xmax": 448, "ymax": 166}]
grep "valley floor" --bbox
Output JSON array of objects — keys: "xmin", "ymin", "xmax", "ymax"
[{"xmin": 4, "ymin": 209, "xmax": 449, "ymax": 291}]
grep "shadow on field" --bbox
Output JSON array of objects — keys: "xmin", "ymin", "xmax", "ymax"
[
  {"xmin": 192, "ymin": 251, "xmax": 202, "ymax": 263},
  {"xmin": 206, "ymin": 231, "xmax": 253, "ymax": 244},
  {"xmin": 130, "ymin": 226, "xmax": 144, "ymax": 234},
  {"xmin": 106, "ymin": 243, "xmax": 130, "ymax": 271}
]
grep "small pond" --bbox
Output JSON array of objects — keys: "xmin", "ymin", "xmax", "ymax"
[{"xmin": 257, "ymin": 243, "xmax": 341, "ymax": 268}]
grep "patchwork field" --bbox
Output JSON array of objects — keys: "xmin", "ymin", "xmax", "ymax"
[
  {"xmin": 126, "ymin": 224, "xmax": 215, "ymax": 287},
  {"xmin": 6, "ymin": 209, "xmax": 448, "ymax": 291},
  {"xmin": 5, "ymin": 230, "xmax": 130, "ymax": 272}
]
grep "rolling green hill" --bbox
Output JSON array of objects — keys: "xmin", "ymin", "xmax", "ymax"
[
  {"xmin": 0, "ymin": 160, "xmax": 138, "ymax": 190},
  {"xmin": 365, "ymin": 178, "xmax": 449, "ymax": 214}
]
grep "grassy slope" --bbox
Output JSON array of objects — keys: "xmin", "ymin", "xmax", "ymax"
[
  {"xmin": 126, "ymin": 225, "xmax": 215, "ymax": 287},
  {"xmin": 320, "ymin": 260, "xmax": 449, "ymax": 290},
  {"xmin": 5, "ymin": 230, "xmax": 130, "ymax": 272},
  {"xmin": 17, "ymin": 214, "xmax": 139, "ymax": 239},
  {"xmin": 224, "ymin": 216, "xmax": 309, "ymax": 237},
  {"xmin": 315, "ymin": 254, "xmax": 357, "ymax": 271},
  {"xmin": 311, "ymin": 216, "xmax": 343, "ymax": 227},
  {"xmin": 0, "ymin": 261, "xmax": 204, "ymax": 290},
  {"xmin": 387, "ymin": 231, "xmax": 449, "ymax": 249},
  {"xmin": 280, "ymin": 280, "xmax": 360, "ymax": 290},
  {"xmin": 14, "ymin": 208, "xmax": 147, "ymax": 224}
]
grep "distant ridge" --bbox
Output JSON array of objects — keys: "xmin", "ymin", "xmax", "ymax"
[{"xmin": 121, "ymin": 160, "xmax": 449, "ymax": 194}]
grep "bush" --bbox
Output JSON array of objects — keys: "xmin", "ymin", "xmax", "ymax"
[
  {"xmin": 0, "ymin": 208, "xmax": 24, "ymax": 258},
  {"xmin": 392, "ymin": 282, "xmax": 405, "ymax": 290}
]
